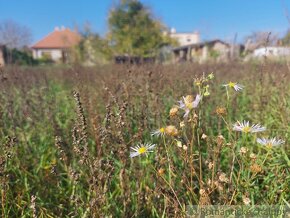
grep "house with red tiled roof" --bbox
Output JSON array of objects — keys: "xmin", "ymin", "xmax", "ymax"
[{"xmin": 31, "ymin": 27, "xmax": 81, "ymax": 63}]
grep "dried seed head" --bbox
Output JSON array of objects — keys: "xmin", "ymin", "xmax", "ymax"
[
  {"xmin": 184, "ymin": 95, "xmax": 194, "ymax": 104},
  {"xmin": 30, "ymin": 195, "xmax": 37, "ymax": 218},
  {"xmin": 250, "ymin": 153, "xmax": 257, "ymax": 160},
  {"xmin": 199, "ymin": 189, "xmax": 211, "ymax": 205},
  {"xmin": 169, "ymin": 107, "xmax": 178, "ymax": 117},
  {"xmin": 158, "ymin": 168, "xmax": 165, "ymax": 176},
  {"xmin": 215, "ymin": 106, "xmax": 227, "ymax": 116},
  {"xmin": 242, "ymin": 196, "xmax": 251, "ymax": 205},
  {"xmin": 218, "ymin": 173, "xmax": 229, "ymax": 183},
  {"xmin": 240, "ymin": 146, "xmax": 248, "ymax": 155},
  {"xmin": 165, "ymin": 125, "xmax": 178, "ymax": 137},
  {"xmin": 250, "ymin": 163, "xmax": 262, "ymax": 174},
  {"xmin": 216, "ymin": 135, "xmax": 225, "ymax": 146},
  {"xmin": 208, "ymin": 162, "xmax": 213, "ymax": 170},
  {"xmin": 214, "ymin": 181, "xmax": 224, "ymax": 191},
  {"xmin": 201, "ymin": 133, "xmax": 207, "ymax": 139},
  {"xmin": 199, "ymin": 189, "xmax": 206, "ymax": 195},
  {"xmin": 226, "ymin": 142, "xmax": 232, "ymax": 147},
  {"xmin": 179, "ymin": 121, "xmax": 185, "ymax": 128},
  {"xmin": 207, "ymin": 179, "xmax": 212, "ymax": 186}
]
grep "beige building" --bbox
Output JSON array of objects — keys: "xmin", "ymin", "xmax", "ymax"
[
  {"xmin": 168, "ymin": 28, "xmax": 200, "ymax": 46},
  {"xmin": 172, "ymin": 40, "xmax": 231, "ymax": 63}
]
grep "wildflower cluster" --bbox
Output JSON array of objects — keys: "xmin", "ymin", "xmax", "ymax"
[
  {"xmin": 232, "ymin": 118, "xmax": 284, "ymax": 148},
  {"xmin": 222, "ymin": 83, "xmax": 285, "ymax": 149},
  {"xmin": 129, "ymin": 73, "xmax": 215, "ymax": 158},
  {"xmin": 129, "ymin": 72, "xmax": 285, "ymax": 168}
]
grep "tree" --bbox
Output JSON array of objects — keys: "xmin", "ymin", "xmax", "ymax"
[
  {"xmin": 281, "ymin": 29, "xmax": 290, "ymax": 45},
  {"xmin": 0, "ymin": 20, "xmax": 32, "ymax": 49},
  {"xmin": 75, "ymin": 34, "xmax": 112, "ymax": 65},
  {"xmin": 72, "ymin": 23, "xmax": 112, "ymax": 65},
  {"xmin": 108, "ymin": 0, "xmax": 172, "ymax": 57},
  {"xmin": 244, "ymin": 31, "xmax": 278, "ymax": 52},
  {"xmin": 2, "ymin": 46, "xmax": 36, "ymax": 65}
]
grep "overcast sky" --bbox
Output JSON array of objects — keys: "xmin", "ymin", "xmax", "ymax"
[{"xmin": 0, "ymin": 0, "xmax": 289, "ymax": 44}]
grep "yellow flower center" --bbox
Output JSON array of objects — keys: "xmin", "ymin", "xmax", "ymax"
[
  {"xmin": 266, "ymin": 143, "xmax": 273, "ymax": 148},
  {"xmin": 159, "ymin": 128, "xmax": 165, "ymax": 133},
  {"xmin": 194, "ymin": 78, "xmax": 202, "ymax": 86},
  {"xmin": 228, "ymin": 82, "xmax": 236, "ymax": 88},
  {"xmin": 195, "ymin": 81, "xmax": 201, "ymax": 86},
  {"xmin": 185, "ymin": 102, "xmax": 193, "ymax": 109},
  {"xmin": 138, "ymin": 147, "xmax": 147, "ymax": 154},
  {"xmin": 184, "ymin": 95, "xmax": 194, "ymax": 109},
  {"xmin": 184, "ymin": 95, "xmax": 194, "ymax": 103},
  {"xmin": 242, "ymin": 126, "xmax": 251, "ymax": 133}
]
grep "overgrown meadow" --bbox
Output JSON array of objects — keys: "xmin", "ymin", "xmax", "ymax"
[{"xmin": 0, "ymin": 62, "xmax": 289, "ymax": 217}]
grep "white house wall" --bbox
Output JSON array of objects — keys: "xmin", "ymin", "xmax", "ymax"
[
  {"xmin": 253, "ymin": 47, "xmax": 290, "ymax": 57},
  {"xmin": 32, "ymin": 49, "xmax": 63, "ymax": 61},
  {"xmin": 170, "ymin": 33, "xmax": 200, "ymax": 46}
]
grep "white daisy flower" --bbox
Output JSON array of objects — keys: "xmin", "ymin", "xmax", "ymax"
[
  {"xmin": 178, "ymin": 94, "xmax": 202, "ymax": 118},
  {"xmin": 130, "ymin": 143, "xmax": 156, "ymax": 158},
  {"xmin": 233, "ymin": 120, "xmax": 266, "ymax": 133},
  {"xmin": 223, "ymin": 82, "xmax": 243, "ymax": 91},
  {"xmin": 257, "ymin": 137, "xmax": 284, "ymax": 148},
  {"xmin": 151, "ymin": 127, "xmax": 165, "ymax": 137}
]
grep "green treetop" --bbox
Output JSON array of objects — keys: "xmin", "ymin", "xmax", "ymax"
[{"xmin": 108, "ymin": 0, "xmax": 173, "ymax": 57}]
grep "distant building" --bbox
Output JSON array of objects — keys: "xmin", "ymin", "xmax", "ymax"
[
  {"xmin": 253, "ymin": 47, "xmax": 290, "ymax": 58},
  {"xmin": 31, "ymin": 27, "xmax": 81, "ymax": 63},
  {"xmin": 172, "ymin": 39, "xmax": 232, "ymax": 63},
  {"xmin": 167, "ymin": 28, "xmax": 200, "ymax": 46}
]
